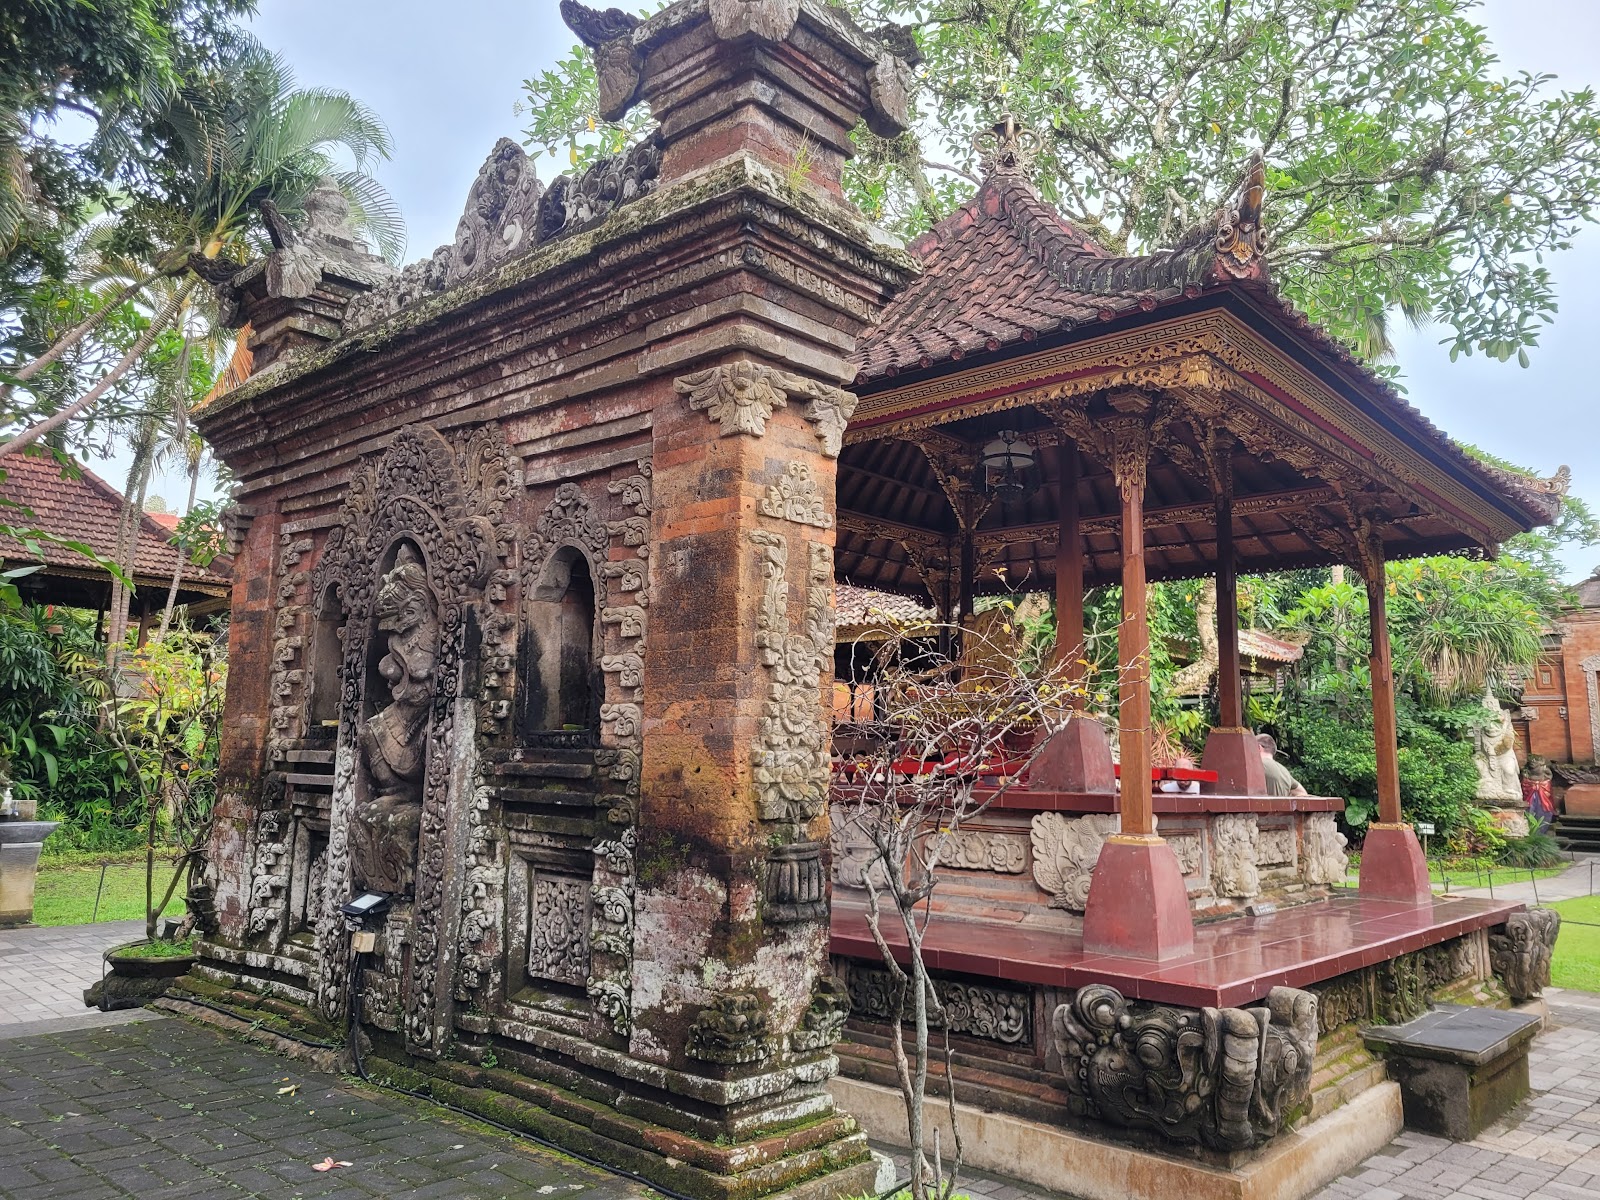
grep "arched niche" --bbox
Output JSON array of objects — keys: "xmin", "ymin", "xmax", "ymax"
[
  {"xmin": 307, "ymin": 583, "xmax": 347, "ymax": 732},
  {"xmin": 517, "ymin": 545, "xmax": 601, "ymax": 740}
]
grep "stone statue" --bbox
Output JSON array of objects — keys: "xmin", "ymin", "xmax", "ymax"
[
  {"xmin": 1489, "ymin": 908, "xmax": 1561, "ymax": 1002},
  {"xmin": 1472, "ymin": 685, "xmax": 1522, "ymax": 805},
  {"xmin": 352, "ymin": 545, "xmax": 439, "ymax": 895}
]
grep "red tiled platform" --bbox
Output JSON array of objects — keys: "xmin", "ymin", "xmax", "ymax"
[
  {"xmin": 830, "ymin": 782, "xmax": 1344, "ymax": 814},
  {"xmin": 832, "ymin": 891, "xmax": 1522, "ymax": 1009}
]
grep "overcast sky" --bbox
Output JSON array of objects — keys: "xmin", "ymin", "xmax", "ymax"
[{"xmin": 135, "ymin": 0, "xmax": 1600, "ymax": 580}]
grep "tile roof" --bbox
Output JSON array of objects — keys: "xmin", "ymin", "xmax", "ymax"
[
  {"xmin": 834, "ymin": 583, "xmax": 934, "ymax": 629},
  {"xmin": 0, "ymin": 454, "xmax": 231, "ymax": 591}
]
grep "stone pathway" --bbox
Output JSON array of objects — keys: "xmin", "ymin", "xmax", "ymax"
[
  {"xmin": 0, "ymin": 919, "xmax": 144, "ymax": 1034},
  {"xmin": 0, "ymin": 1016, "xmax": 650, "ymax": 1200},
  {"xmin": 1444, "ymin": 853, "xmax": 1600, "ymax": 906}
]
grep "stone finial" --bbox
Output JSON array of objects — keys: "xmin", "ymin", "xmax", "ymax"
[
  {"xmin": 561, "ymin": 0, "xmax": 644, "ymax": 122},
  {"xmin": 1214, "ymin": 150, "xmax": 1267, "ymax": 278},
  {"xmin": 974, "ymin": 114, "xmax": 1042, "ymax": 176}
]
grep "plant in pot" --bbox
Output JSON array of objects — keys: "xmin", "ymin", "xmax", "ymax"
[{"xmin": 87, "ymin": 627, "xmax": 224, "ymax": 1011}]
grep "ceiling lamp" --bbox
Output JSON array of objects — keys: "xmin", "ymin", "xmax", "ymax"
[{"xmin": 979, "ymin": 431, "xmax": 1037, "ymax": 504}]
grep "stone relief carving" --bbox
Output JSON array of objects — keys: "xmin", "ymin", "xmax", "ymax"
[
  {"xmin": 845, "ymin": 963, "xmax": 1031, "ymax": 1046},
  {"xmin": 758, "ymin": 461, "xmax": 833, "ymax": 528},
  {"xmin": 1167, "ymin": 834, "xmax": 1204, "ymax": 877},
  {"xmin": 687, "ymin": 988, "xmax": 772, "ymax": 1065},
  {"xmin": 764, "ymin": 840, "xmax": 827, "ymax": 924},
  {"xmin": 527, "ymin": 871, "xmax": 592, "ymax": 987},
  {"xmin": 1301, "ymin": 813, "xmax": 1349, "ymax": 886},
  {"xmin": 526, "ymin": 483, "xmax": 610, "ymax": 584},
  {"xmin": 675, "ymin": 360, "xmax": 858, "ymax": 457},
  {"xmin": 445, "ymin": 138, "xmax": 546, "ymax": 288},
  {"xmin": 829, "ymin": 804, "xmax": 885, "ymax": 890},
  {"xmin": 1490, "ymin": 908, "xmax": 1561, "ymax": 1002},
  {"xmin": 350, "ymin": 546, "xmax": 439, "ymax": 896},
  {"xmin": 455, "ymin": 778, "xmax": 502, "ymax": 1004},
  {"xmin": 540, "ymin": 136, "xmax": 663, "ymax": 243},
  {"xmin": 1210, "ymin": 813, "xmax": 1260, "ymax": 897},
  {"xmin": 1257, "ymin": 827, "xmax": 1296, "ymax": 867},
  {"xmin": 307, "ymin": 424, "xmax": 514, "ymax": 1050},
  {"xmin": 708, "ymin": 0, "xmax": 800, "ymax": 42},
  {"xmin": 561, "ymin": 0, "xmax": 643, "ymax": 121},
  {"xmin": 246, "ymin": 804, "xmax": 290, "ymax": 939},
  {"xmin": 750, "ymin": 532, "xmax": 834, "ymax": 824},
  {"xmin": 1051, "ymin": 983, "xmax": 1317, "ymax": 1150},
  {"xmin": 789, "ymin": 975, "xmax": 851, "ymax": 1053},
  {"xmin": 945, "ymin": 829, "xmax": 1027, "ymax": 874},
  {"xmin": 1310, "ymin": 933, "xmax": 1487, "ymax": 1035},
  {"xmin": 1473, "ymin": 685, "xmax": 1523, "ymax": 805},
  {"xmin": 1029, "ymin": 813, "xmax": 1118, "ymax": 911}
]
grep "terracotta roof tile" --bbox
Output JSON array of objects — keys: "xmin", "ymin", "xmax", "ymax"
[{"xmin": 0, "ymin": 454, "xmax": 231, "ymax": 590}]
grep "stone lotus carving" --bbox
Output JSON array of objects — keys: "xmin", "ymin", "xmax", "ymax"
[
  {"xmin": 687, "ymin": 989, "xmax": 772, "ymax": 1065},
  {"xmin": 759, "ymin": 461, "xmax": 833, "ymax": 528},
  {"xmin": 351, "ymin": 547, "xmax": 439, "ymax": 896},
  {"xmin": 1029, "ymin": 812, "xmax": 1118, "ymax": 911},
  {"xmin": 1211, "ymin": 813, "xmax": 1260, "ymax": 898},
  {"xmin": 750, "ymin": 532, "xmax": 833, "ymax": 824},
  {"xmin": 1490, "ymin": 908, "xmax": 1561, "ymax": 1001},
  {"xmin": 675, "ymin": 360, "xmax": 858, "ymax": 457},
  {"xmin": 945, "ymin": 829, "xmax": 1027, "ymax": 874},
  {"xmin": 1051, "ymin": 983, "xmax": 1317, "ymax": 1150},
  {"xmin": 1301, "ymin": 812, "xmax": 1349, "ymax": 886}
]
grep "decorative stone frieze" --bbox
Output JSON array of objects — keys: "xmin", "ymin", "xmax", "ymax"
[
  {"xmin": 1029, "ymin": 812, "xmax": 1119, "ymax": 911},
  {"xmin": 1489, "ymin": 908, "xmax": 1561, "ymax": 1001},
  {"xmin": 687, "ymin": 988, "xmax": 772, "ymax": 1065},
  {"xmin": 1210, "ymin": 813, "xmax": 1261, "ymax": 897},
  {"xmin": 845, "ymin": 963, "xmax": 1031, "ymax": 1045},
  {"xmin": 246, "ymin": 804, "xmax": 290, "ymax": 939},
  {"xmin": 750, "ymin": 532, "xmax": 833, "ymax": 824},
  {"xmin": 1301, "ymin": 812, "xmax": 1349, "ymax": 885},
  {"xmin": 675, "ymin": 361, "xmax": 858, "ymax": 457},
  {"xmin": 944, "ymin": 829, "xmax": 1027, "ymax": 874},
  {"xmin": 1257, "ymin": 827, "xmax": 1296, "ymax": 867},
  {"xmin": 1051, "ymin": 984, "xmax": 1317, "ymax": 1150},
  {"xmin": 759, "ymin": 461, "xmax": 833, "ymax": 528},
  {"xmin": 1309, "ymin": 933, "xmax": 1485, "ymax": 1035}
]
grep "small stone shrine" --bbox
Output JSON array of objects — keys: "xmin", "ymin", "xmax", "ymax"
[{"xmin": 184, "ymin": 4, "xmax": 1566, "ymax": 1199}]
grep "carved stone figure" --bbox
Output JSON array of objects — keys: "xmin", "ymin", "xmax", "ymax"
[
  {"xmin": 686, "ymin": 989, "xmax": 771, "ymax": 1065},
  {"xmin": 1473, "ymin": 686, "xmax": 1523, "ymax": 805},
  {"xmin": 1030, "ymin": 812, "xmax": 1118, "ymax": 911},
  {"xmin": 1050, "ymin": 983, "xmax": 1317, "ymax": 1150},
  {"xmin": 1210, "ymin": 813, "xmax": 1261, "ymax": 898},
  {"xmin": 1301, "ymin": 812, "xmax": 1349, "ymax": 886},
  {"xmin": 1489, "ymin": 908, "xmax": 1561, "ymax": 1001},
  {"xmin": 351, "ymin": 546, "xmax": 439, "ymax": 895}
]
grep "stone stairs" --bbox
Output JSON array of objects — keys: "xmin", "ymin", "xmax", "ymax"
[{"xmin": 1554, "ymin": 813, "xmax": 1600, "ymax": 853}]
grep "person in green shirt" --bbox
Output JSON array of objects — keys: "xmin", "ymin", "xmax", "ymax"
[{"xmin": 1257, "ymin": 733, "xmax": 1308, "ymax": 797}]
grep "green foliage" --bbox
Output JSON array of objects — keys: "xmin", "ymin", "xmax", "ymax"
[
  {"xmin": 849, "ymin": 0, "xmax": 1600, "ymax": 363},
  {"xmin": 520, "ymin": 9, "xmax": 656, "ymax": 173},
  {"xmin": 1499, "ymin": 830, "xmax": 1564, "ymax": 869}
]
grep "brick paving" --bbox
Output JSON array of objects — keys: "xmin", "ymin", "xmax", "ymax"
[
  {"xmin": 0, "ymin": 1016, "xmax": 649, "ymax": 1200},
  {"xmin": 0, "ymin": 919, "xmax": 143, "ymax": 1030}
]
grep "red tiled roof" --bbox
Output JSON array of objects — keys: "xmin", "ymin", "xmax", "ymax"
[
  {"xmin": 834, "ymin": 583, "xmax": 934, "ymax": 629},
  {"xmin": 0, "ymin": 454, "xmax": 231, "ymax": 591},
  {"xmin": 1239, "ymin": 628, "xmax": 1304, "ymax": 665}
]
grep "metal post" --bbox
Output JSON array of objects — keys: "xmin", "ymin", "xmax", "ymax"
[{"xmin": 90, "ymin": 863, "xmax": 108, "ymax": 924}]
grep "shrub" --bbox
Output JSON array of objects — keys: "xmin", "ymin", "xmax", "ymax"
[{"xmin": 1499, "ymin": 830, "xmax": 1564, "ymax": 869}]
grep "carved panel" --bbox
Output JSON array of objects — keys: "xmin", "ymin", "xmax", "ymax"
[
  {"xmin": 687, "ymin": 988, "xmax": 771, "ymax": 1065},
  {"xmin": 1029, "ymin": 813, "xmax": 1118, "ymax": 911},
  {"xmin": 1257, "ymin": 827, "xmax": 1296, "ymax": 867},
  {"xmin": 1210, "ymin": 813, "xmax": 1260, "ymax": 898},
  {"xmin": 1490, "ymin": 908, "xmax": 1561, "ymax": 1002},
  {"xmin": 1167, "ymin": 834, "xmax": 1204, "ymax": 877},
  {"xmin": 845, "ymin": 963, "xmax": 1031, "ymax": 1046},
  {"xmin": 759, "ymin": 461, "xmax": 833, "ymax": 528},
  {"xmin": 1300, "ymin": 813, "xmax": 1349, "ymax": 885},
  {"xmin": 527, "ymin": 870, "xmax": 591, "ymax": 987},
  {"xmin": 944, "ymin": 829, "xmax": 1027, "ymax": 874}
]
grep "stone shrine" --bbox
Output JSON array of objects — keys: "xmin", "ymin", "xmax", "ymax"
[{"xmin": 183, "ymin": 4, "xmax": 1566, "ymax": 1199}]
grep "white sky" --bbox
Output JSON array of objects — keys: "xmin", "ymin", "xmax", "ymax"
[{"xmin": 126, "ymin": 0, "xmax": 1600, "ymax": 579}]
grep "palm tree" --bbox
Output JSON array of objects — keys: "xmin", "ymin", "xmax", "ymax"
[{"xmin": 1, "ymin": 40, "xmax": 402, "ymax": 457}]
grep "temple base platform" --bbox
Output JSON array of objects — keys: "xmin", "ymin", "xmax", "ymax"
[{"xmin": 828, "ymin": 890, "xmax": 1555, "ymax": 1200}]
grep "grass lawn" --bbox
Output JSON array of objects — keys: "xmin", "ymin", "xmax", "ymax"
[
  {"xmin": 1552, "ymin": 894, "xmax": 1600, "ymax": 994},
  {"xmin": 33, "ymin": 862, "xmax": 186, "ymax": 926}
]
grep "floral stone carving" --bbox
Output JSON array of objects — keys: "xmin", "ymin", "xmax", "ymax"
[
  {"xmin": 686, "ymin": 989, "xmax": 771, "ymax": 1065},
  {"xmin": 1051, "ymin": 983, "xmax": 1317, "ymax": 1150},
  {"xmin": 946, "ymin": 829, "xmax": 1027, "ymax": 874},
  {"xmin": 1030, "ymin": 813, "xmax": 1118, "ymax": 911},
  {"xmin": 1301, "ymin": 813, "xmax": 1349, "ymax": 885},
  {"xmin": 351, "ymin": 546, "xmax": 439, "ymax": 896},
  {"xmin": 1489, "ymin": 908, "xmax": 1561, "ymax": 1001},
  {"xmin": 845, "ymin": 963, "xmax": 1031, "ymax": 1046},
  {"xmin": 675, "ymin": 360, "xmax": 858, "ymax": 456},
  {"xmin": 1211, "ymin": 813, "xmax": 1260, "ymax": 898},
  {"xmin": 759, "ymin": 461, "xmax": 833, "ymax": 528}
]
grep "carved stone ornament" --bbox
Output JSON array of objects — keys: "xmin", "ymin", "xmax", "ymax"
[
  {"xmin": 1051, "ymin": 984, "xmax": 1317, "ymax": 1150},
  {"xmin": 675, "ymin": 360, "xmax": 858, "ymax": 456},
  {"xmin": 846, "ymin": 963, "xmax": 1031, "ymax": 1046},
  {"xmin": 759, "ymin": 461, "xmax": 833, "ymax": 528},
  {"xmin": 764, "ymin": 840, "xmax": 827, "ymax": 923},
  {"xmin": 686, "ymin": 988, "xmax": 772, "ymax": 1065},
  {"xmin": 526, "ymin": 482, "xmax": 610, "ymax": 584},
  {"xmin": 526, "ymin": 871, "xmax": 591, "ymax": 987},
  {"xmin": 1029, "ymin": 813, "xmax": 1118, "ymax": 911},
  {"xmin": 790, "ymin": 975, "xmax": 851, "ymax": 1053},
  {"xmin": 559, "ymin": 1, "xmax": 643, "ymax": 122},
  {"xmin": 708, "ymin": 0, "xmax": 800, "ymax": 42},
  {"xmin": 866, "ymin": 53, "xmax": 914, "ymax": 138},
  {"xmin": 1300, "ymin": 812, "xmax": 1349, "ymax": 886},
  {"xmin": 1211, "ymin": 813, "xmax": 1261, "ymax": 898},
  {"xmin": 446, "ymin": 138, "xmax": 546, "ymax": 288},
  {"xmin": 1213, "ymin": 151, "xmax": 1267, "ymax": 279},
  {"xmin": 945, "ymin": 829, "xmax": 1027, "ymax": 874},
  {"xmin": 1489, "ymin": 908, "xmax": 1561, "ymax": 1002},
  {"xmin": 750, "ymin": 532, "xmax": 834, "ymax": 823}
]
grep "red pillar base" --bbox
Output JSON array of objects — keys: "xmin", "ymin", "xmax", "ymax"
[
  {"xmin": 1358, "ymin": 823, "xmax": 1432, "ymax": 903},
  {"xmin": 1200, "ymin": 726, "xmax": 1268, "ymax": 795},
  {"xmin": 1082, "ymin": 835, "xmax": 1196, "ymax": 960},
  {"xmin": 1032, "ymin": 713, "xmax": 1117, "ymax": 793}
]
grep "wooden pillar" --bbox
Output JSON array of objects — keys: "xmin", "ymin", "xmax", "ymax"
[
  {"xmin": 1082, "ymin": 394, "xmax": 1194, "ymax": 959},
  {"xmin": 958, "ymin": 527, "xmax": 976, "ymax": 625},
  {"xmin": 1355, "ymin": 521, "xmax": 1431, "ymax": 902},
  {"xmin": 1199, "ymin": 438, "xmax": 1267, "ymax": 793},
  {"xmin": 1033, "ymin": 439, "xmax": 1115, "ymax": 792}
]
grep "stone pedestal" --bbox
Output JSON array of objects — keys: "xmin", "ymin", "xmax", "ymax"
[
  {"xmin": 1358, "ymin": 823, "xmax": 1431, "ymax": 903},
  {"xmin": 1201, "ymin": 727, "xmax": 1268, "ymax": 795},
  {"xmin": 0, "ymin": 820, "xmax": 58, "ymax": 927},
  {"xmin": 1029, "ymin": 713, "xmax": 1116, "ymax": 792},
  {"xmin": 1082, "ymin": 834, "xmax": 1195, "ymax": 960},
  {"xmin": 1364, "ymin": 1004, "xmax": 1541, "ymax": 1141}
]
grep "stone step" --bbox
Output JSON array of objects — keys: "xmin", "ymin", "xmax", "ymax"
[{"xmin": 495, "ymin": 786, "xmax": 598, "ymax": 808}]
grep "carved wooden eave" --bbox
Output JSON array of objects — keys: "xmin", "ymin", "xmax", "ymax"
[{"xmin": 195, "ymin": 152, "xmax": 919, "ymax": 492}]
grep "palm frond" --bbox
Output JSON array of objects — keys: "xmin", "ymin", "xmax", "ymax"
[{"xmin": 333, "ymin": 169, "xmax": 406, "ymax": 264}]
